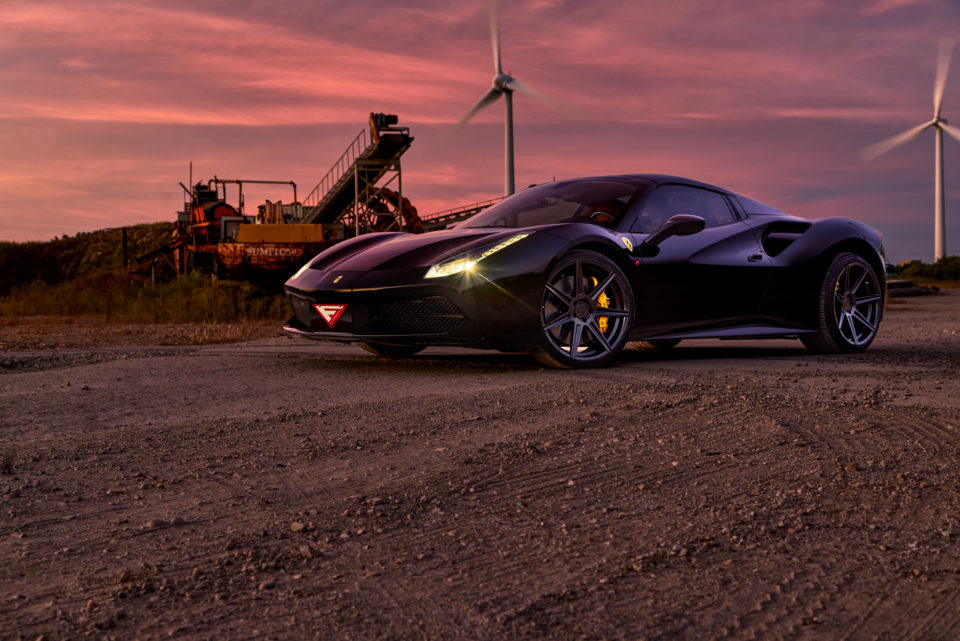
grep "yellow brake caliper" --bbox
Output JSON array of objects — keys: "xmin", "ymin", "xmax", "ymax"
[{"xmin": 591, "ymin": 277, "xmax": 610, "ymax": 333}]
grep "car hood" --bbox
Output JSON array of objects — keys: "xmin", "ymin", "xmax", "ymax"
[{"xmin": 318, "ymin": 228, "xmax": 514, "ymax": 272}]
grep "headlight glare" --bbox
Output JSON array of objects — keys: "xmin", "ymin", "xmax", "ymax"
[
  {"xmin": 424, "ymin": 257, "xmax": 477, "ymax": 279},
  {"xmin": 424, "ymin": 233, "xmax": 529, "ymax": 279}
]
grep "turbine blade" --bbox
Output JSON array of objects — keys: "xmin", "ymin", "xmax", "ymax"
[
  {"xmin": 934, "ymin": 39, "xmax": 954, "ymax": 118},
  {"xmin": 503, "ymin": 77, "xmax": 584, "ymax": 116},
  {"xmin": 459, "ymin": 87, "xmax": 502, "ymax": 127},
  {"xmin": 860, "ymin": 121, "xmax": 932, "ymax": 162},
  {"xmin": 438, "ymin": 87, "xmax": 502, "ymax": 147},
  {"xmin": 943, "ymin": 122, "xmax": 960, "ymax": 143},
  {"xmin": 488, "ymin": 0, "xmax": 502, "ymax": 74}
]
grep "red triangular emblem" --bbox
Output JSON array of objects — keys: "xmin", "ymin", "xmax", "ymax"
[{"xmin": 313, "ymin": 303, "xmax": 347, "ymax": 328}]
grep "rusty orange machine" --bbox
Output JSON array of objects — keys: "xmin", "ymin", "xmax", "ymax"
[
  {"xmin": 138, "ymin": 113, "xmax": 491, "ymax": 289},
  {"xmin": 149, "ymin": 178, "xmax": 345, "ymax": 287}
]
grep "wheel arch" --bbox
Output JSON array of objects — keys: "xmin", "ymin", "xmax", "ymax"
[
  {"xmin": 770, "ymin": 222, "xmax": 886, "ymax": 300},
  {"xmin": 564, "ymin": 240, "xmax": 636, "ymax": 279},
  {"xmin": 815, "ymin": 238, "xmax": 886, "ymax": 294}
]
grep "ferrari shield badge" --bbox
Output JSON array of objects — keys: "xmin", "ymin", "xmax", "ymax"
[
  {"xmin": 314, "ymin": 303, "xmax": 347, "ymax": 328},
  {"xmin": 620, "ymin": 236, "xmax": 634, "ymax": 252}
]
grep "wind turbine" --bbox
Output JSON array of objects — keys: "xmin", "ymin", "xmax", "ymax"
[
  {"xmin": 861, "ymin": 41, "xmax": 960, "ymax": 261},
  {"xmin": 450, "ymin": 0, "xmax": 564, "ymax": 196}
]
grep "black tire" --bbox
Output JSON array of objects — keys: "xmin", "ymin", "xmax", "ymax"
[
  {"xmin": 630, "ymin": 339, "xmax": 681, "ymax": 350},
  {"xmin": 531, "ymin": 250, "xmax": 634, "ymax": 368},
  {"xmin": 801, "ymin": 252, "xmax": 883, "ymax": 354},
  {"xmin": 358, "ymin": 342, "xmax": 426, "ymax": 358}
]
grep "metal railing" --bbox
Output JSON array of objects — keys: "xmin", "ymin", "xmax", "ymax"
[
  {"xmin": 302, "ymin": 128, "xmax": 371, "ymax": 214},
  {"xmin": 421, "ymin": 196, "xmax": 505, "ymax": 230}
]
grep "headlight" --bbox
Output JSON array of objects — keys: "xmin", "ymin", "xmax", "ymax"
[
  {"xmin": 289, "ymin": 259, "xmax": 314, "ymax": 282},
  {"xmin": 424, "ymin": 233, "xmax": 530, "ymax": 279}
]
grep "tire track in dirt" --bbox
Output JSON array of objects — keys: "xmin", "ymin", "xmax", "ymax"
[
  {"xmin": 399, "ymin": 402, "xmax": 802, "ymax": 628},
  {"xmin": 369, "ymin": 573, "xmax": 493, "ymax": 640},
  {"xmin": 465, "ymin": 403, "xmax": 750, "ymax": 498},
  {"xmin": 713, "ymin": 562, "xmax": 853, "ymax": 641},
  {"xmin": 770, "ymin": 416, "xmax": 853, "ymax": 481},
  {"xmin": 840, "ymin": 577, "xmax": 960, "ymax": 641},
  {"xmin": 883, "ymin": 414, "xmax": 960, "ymax": 452}
]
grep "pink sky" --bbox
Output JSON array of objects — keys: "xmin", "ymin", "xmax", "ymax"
[{"xmin": 1, "ymin": 0, "xmax": 958, "ymax": 261}]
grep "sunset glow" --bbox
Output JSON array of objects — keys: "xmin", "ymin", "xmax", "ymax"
[{"xmin": 1, "ymin": 0, "xmax": 958, "ymax": 261}]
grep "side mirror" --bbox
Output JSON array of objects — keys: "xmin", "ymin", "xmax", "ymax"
[{"xmin": 638, "ymin": 214, "xmax": 705, "ymax": 257}]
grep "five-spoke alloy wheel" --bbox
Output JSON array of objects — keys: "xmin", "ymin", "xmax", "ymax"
[
  {"xmin": 533, "ymin": 251, "xmax": 634, "ymax": 368},
  {"xmin": 802, "ymin": 252, "xmax": 883, "ymax": 353}
]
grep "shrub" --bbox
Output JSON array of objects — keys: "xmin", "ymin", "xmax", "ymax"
[
  {"xmin": 898, "ymin": 256, "xmax": 960, "ymax": 282},
  {"xmin": 0, "ymin": 271, "xmax": 288, "ymax": 323}
]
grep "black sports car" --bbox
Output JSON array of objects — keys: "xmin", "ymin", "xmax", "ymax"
[{"xmin": 284, "ymin": 175, "xmax": 885, "ymax": 368}]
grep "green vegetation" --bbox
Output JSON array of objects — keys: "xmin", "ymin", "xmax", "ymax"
[
  {"xmin": 896, "ymin": 256, "xmax": 960, "ymax": 287},
  {"xmin": 1, "ymin": 272, "xmax": 288, "ymax": 323},
  {"xmin": 0, "ymin": 224, "xmax": 288, "ymax": 323},
  {"xmin": 0, "ymin": 223, "xmax": 175, "ymax": 296}
]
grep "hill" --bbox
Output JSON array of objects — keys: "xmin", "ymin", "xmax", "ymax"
[
  {"xmin": 0, "ymin": 223, "xmax": 175, "ymax": 296},
  {"xmin": 0, "ymin": 223, "xmax": 287, "ymax": 324}
]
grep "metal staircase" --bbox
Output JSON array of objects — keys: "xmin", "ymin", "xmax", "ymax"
[{"xmin": 300, "ymin": 114, "xmax": 413, "ymax": 228}]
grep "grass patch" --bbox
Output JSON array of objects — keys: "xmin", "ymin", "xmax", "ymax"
[
  {"xmin": 894, "ymin": 277, "xmax": 958, "ymax": 289},
  {"xmin": 896, "ymin": 257, "xmax": 960, "ymax": 288},
  {"xmin": 0, "ymin": 272, "xmax": 288, "ymax": 324}
]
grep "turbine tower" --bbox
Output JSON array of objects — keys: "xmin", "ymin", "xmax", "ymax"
[
  {"xmin": 450, "ymin": 0, "xmax": 563, "ymax": 196},
  {"xmin": 862, "ymin": 41, "xmax": 960, "ymax": 261}
]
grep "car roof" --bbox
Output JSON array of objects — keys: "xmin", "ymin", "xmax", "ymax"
[
  {"xmin": 533, "ymin": 174, "xmax": 789, "ymax": 217},
  {"xmin": 627, "ymin": 174, "xmax": 733, "ymax": 192},
  {"xmin": 554, "ymin": 174, "xmax": 733, "ymax": 194}
]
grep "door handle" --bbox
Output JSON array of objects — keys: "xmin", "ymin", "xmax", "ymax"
[{"xmin": 748, "ymin": 253, "xmax": 763, "ymax": 262}]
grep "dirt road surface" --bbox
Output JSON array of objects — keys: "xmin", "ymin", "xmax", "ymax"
[{"xmin": 2, "ymin": 292, "xmax": 959, "ymax": 640}]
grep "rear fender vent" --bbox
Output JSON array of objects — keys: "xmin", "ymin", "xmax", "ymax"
[{"xmin": 762, "ymin": 222, "xmax": 811, "ymax": 257}]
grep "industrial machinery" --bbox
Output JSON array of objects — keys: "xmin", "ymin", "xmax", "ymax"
[{"xmin": 139, "ymin": 112, "xmax": 497, "ymax": 289}]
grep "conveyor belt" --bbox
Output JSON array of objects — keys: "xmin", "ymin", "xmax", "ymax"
[{"xmin": 301, "ymin": 129, "xmax": 412, "ymax": 224}]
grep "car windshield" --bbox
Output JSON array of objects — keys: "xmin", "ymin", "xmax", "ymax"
[{"xmin": 459, "ymin": 178, "xmax": 652, "ymax": 229}]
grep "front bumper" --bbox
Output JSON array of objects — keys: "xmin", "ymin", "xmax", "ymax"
[
  {"xmin": 284, "ymin": 287, "xmax": 474, "ymax": 344},
  {"xmin": 283, "ymin": 268, "xmax": 545, "ymax": 347}
]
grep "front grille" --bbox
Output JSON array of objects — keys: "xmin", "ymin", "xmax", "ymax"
[{"xmin": 371, "ymin": 296, "xmax": 466, "ymax": 334}]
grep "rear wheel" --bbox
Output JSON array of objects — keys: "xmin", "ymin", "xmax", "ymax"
[
  {"xmin": 532, "ymin": 251, "xmax": 634, "ymax": 368},
  {"xmin": 358, "ymin": 342, "xmax": 425, "ymax": 358},
  {"xmin": 801, "ymin": 252, "xmax": 882, "ymax": 353}
]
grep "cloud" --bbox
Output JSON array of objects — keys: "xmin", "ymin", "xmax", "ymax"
[
  {"xmin": 59, "ymin": 57, "xmax": 94, "ymax": 70},
  {"xmin": 1, "ymin": 0, "xmax": 958, "ymax": 261},
  {"xmin": 861, "ymin": 0, "xmax": 933, "ymax": 16}
]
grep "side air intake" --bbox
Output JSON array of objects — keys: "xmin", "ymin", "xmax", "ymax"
[{"xmin": 762, "ymin": 222, "xmax": 812, "ymax": 257}]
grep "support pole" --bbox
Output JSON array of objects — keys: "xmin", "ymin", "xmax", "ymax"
[
  {"xmin": 504, "ymin": 91, "xmax": 515, "ymax": 196},
  {"xmin": 935, "ymin": 125, "xmax": 946, "ymax": 261},
  {"xmin": 397, "ymin": 161, "xmax": 403, "ymax": 231}
]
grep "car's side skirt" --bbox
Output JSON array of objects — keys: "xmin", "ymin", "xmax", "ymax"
[{"xmin": 639, "ymin": 325, "xmax": 817, "ymax": 341}]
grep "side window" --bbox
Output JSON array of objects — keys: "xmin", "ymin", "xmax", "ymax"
[
  {"xmin": 696, "ymin": 189, "xmax": 737, "ymax": 228},
  {"xmin": 632, "ymin": 185, "xmax": 736, "ymax": 233}
]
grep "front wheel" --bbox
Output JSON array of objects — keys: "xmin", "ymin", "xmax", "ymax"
[
  {"xmin": 358, "ymin": 342, "xmax": 426, "ymax": 358},
  {"xmin": 531, "ymin": 251, "xmax": 634, "ymax": 368},
  {"xmin": 801, "ymin": 252, "xmax": 883, "ymax": 353}
]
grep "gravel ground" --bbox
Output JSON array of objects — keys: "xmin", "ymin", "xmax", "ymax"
[{"xmin": 2, "ymin": 292, "xmax": 959, "ymax": 640}]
